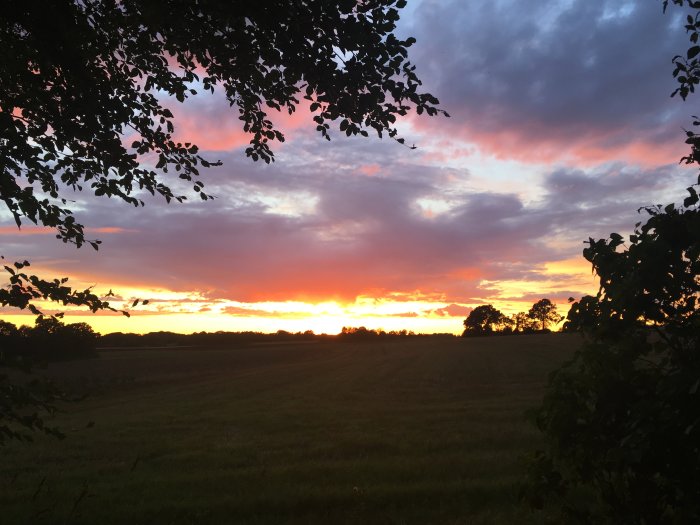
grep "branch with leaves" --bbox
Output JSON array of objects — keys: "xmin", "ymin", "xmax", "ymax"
[{"xmin": 0, "ymin": 258, "xmax": 127, "ymax": 317}]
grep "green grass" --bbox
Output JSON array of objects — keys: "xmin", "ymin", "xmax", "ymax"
[{"xmin": 0, "ymin": 334, "xmax": 577, "ymax": 524}]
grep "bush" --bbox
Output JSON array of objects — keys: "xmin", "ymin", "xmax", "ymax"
[{"xmin": 525, "ymin": 198, "xmax": 700, "ymax": 524}]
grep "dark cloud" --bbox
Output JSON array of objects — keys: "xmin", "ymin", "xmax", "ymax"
[
  {"xmin": 2, "ymin": 0, "xmax": 694, "ymax": 327},
  {"xmin": 5, "ymin": 149, "xmax": 686, "ymax": 307},
  {"xmin": 406, "ymin": 0, "xmax": 692, "ymax": 163}
]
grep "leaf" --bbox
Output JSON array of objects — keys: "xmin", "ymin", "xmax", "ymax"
[
  {"xmin": 690, "ymin": 379, "xmax": 700, "ymax": 395},
  {"xmin": 684, "ymin": 186, "xmax": 699, "ymax": 207}
]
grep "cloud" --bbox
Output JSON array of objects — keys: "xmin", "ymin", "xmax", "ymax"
[
  {"xmin": 222, "ymin": 306, "xmax": 306, "ymax": 318},
  {"xmin": 7, "ymin": 144, "xmax": 686, "ymax": 309},
  {"xmin": 431, "ymin": 304, "xmax": 473, "ymax": 317},
  {"xmin": 0, "ymin": 226, "xmax": 135, "ymax": 236},
  {"xmin": 497, "ymin": 291, "xmax": 583, "ymax": 304},
  {"xmin": 165, "ymin": 91, "xmax": 316, "ymax": 153},
  {"xmin": 2, "ymin": 0, "xmax": 695, "ymax": 332},
  {"xmin": 405, "ymin": 0, "xmax": 692, "ymax": 165}
]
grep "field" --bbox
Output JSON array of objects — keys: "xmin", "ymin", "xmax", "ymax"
[{"xmin": 1, "ymin": 334, "xmax": 577, "ymax": 524}]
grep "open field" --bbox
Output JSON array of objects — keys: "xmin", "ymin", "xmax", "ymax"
[{"xmin": 1, "ymin": 334, "xmax": 578, "ymax": 524}]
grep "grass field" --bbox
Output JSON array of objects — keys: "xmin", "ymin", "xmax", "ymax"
[{"xmin": 1, "ymin": 334, "xmax": 578, "ymax": 524}]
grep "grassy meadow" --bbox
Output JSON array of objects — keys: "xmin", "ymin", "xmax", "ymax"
[{"xmin": 1, "ymin": 334, "xmax": 578, "ymax": 524}]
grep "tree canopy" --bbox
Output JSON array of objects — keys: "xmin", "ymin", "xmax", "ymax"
[
  {"xmin": 0, "ymin": 316, "xmax": 98, "ymax": 443},
  {"xmin": 527, "ymin": 298, "xmax": 562, "ymax": 332},
  {"xmin": 462, "ymin": 301, "xmax": 560, "ymax": 337},
  {"xmin": 462, "ymin": 304, "xmax": 510, "ymax": 336},
  {"xmin": 0, "ymin": 0, "xmax": 445, "ymax": 315},
  {"xmin": 512, "ymin": 311, "xmax": 537, "ymax": 333}
]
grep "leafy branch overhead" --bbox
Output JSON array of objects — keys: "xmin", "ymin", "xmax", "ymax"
[
  {"xmin": 0, "ymin": 257, "xmax": 128, "ymax": 318},
  {"xmin": 0, "ymin": 0, "xmax": 446, "ymax": 254}
]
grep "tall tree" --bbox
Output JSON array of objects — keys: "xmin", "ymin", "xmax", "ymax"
[
  {"xmin": 527, "ymin": 299, "xmax": 562, "ymax": 331},
  {"xmin": 512, "ymin": 311, "xmax": 536, "ymax": 333},
  {"xmin": 525, "ymin": 3, "xmax": 700, "ymax": 522},
  {"xmin": 0, "ymin": 0, "xmax": 445, "ymax": 316},
  {"xmin": 462, "ymin": 304, "xmax": 510, "ymax": 336}
]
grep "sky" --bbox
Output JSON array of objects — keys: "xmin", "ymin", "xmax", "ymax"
[{"xmin": 1, "ymin": 0, "xmax": 697, "ymax": 334}]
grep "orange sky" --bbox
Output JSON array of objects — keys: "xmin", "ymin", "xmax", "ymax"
[
  {"xmin": 1, "ymin": 0, "xmax": 694, "ymax": 335},
  {"xmin": 1, "ymin": 257, "xmax": 597, "ymax": 334}
]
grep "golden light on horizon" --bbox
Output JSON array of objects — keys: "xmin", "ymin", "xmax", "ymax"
[
  {"xmin": 0, "ymin": 255, "xmax": 596, "ymax": 335},
  {"xmin": 1, "ymin": 291, "xmax": 470, "ymax": 335}
]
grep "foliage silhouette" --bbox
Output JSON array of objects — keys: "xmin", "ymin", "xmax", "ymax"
[
  {"xmin": 525, "ymin": 3, "xmax": 700, "ymax": 522},
  {"xmin": 0, "ymin": 317, "xmax": 98, "ymax": 444},
  {"xmin": 0, "ymin": 1, "xmax": 443, "ymax": 442},
  {"xmin": 339, "ymin": 326, "xmax": 416, "ymax": 339},
  {"xmin": 462, "ymin": 301, "xmax": 561, "ymax": 337},
  {"xmin": 97, "ymin": 327, "xmax": 446, "ymax": 349},
  {"xmin": 1, "ymin": 0, "xmax": 445, "ymax": 315},
  {"xmin": 512, "ymin": 311, "xmax": 538, "ymax": 333},
  {"xmin": 462, "ymin": 304, "xmax": 511, "ymax": 336},
  {"xmin": 527, "ymin": 298, "xmax": 562, "ymax": 332}
]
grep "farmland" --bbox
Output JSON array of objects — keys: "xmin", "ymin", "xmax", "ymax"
[{"xmin": 1, "ymin": 334, "xmax": 577, "ymax": 524}]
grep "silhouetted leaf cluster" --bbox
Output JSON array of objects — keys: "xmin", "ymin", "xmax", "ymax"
[
  {"xmin": 0, "ymin": 257, "xmax": 126, "ymax": 319},
  {"xmin": 526, "ymin": 6, "xmax": 700, "ymax": 520},
  {"xmin": 1, "ymin": 0, "xmax": 444, "ymax": 273},
  {"xmin": 527, "ymin": 199, "xmax": 700, "ymax": 521},
  {"xmin": 0, "ymin": 1, "xmax": 442, "ymax": 442}
]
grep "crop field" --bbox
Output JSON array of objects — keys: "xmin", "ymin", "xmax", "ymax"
[{"xmin": 1, "ymin": 334, "xmax": 578, "ymax": 524}]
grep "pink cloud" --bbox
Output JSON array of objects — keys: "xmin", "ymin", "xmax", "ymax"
[
  {"xmin": 412, "ymin": 116, "xmax": 687, "ymax": 168},
  {"xmin": 405, "ymin": 0, "xmax": 692, "ymax": 168},
  {"xmin": 166, "ymin": 95, "xmax": 315, "ymax": 153},
  {"xmin": 0, "ymin": 226, "xmax": 134, "ymax": 236},
  {"xmin": 357, "ymin": 164, "xmax": 382, "ymax": 176},
  {"xmin": 431, "ymin": 304, "xmax": 473, "ymax": 318}
]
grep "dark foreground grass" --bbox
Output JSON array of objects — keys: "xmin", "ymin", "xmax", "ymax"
[{"xmin": 0, "ymin": 334, "xmax": 577, "ymax": 524}]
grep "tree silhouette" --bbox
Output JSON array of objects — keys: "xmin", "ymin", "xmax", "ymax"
[
  {"xmin": 1, "ymin": 0, "xmax": 445, "ymax": 315},
  {"xmin": 527, "ymin": 299, "xmax": 562, "ymax": 332},
  {"xmin": 462, "ymin": 304, "xmax": 510, "ymax": 336},
  {"xmin": 512, "ymin": 311, "xmax": 537, "ymax": 333},
  {"xmin": 562, "ymin": 295, "xmax": 602, "ymax": 334},
  {"xmin": 525, "ymin": 3, "xmax": 700, "ymax": 521},
  {"xmin": 0, "ymin": 317, "xmax": 98, "ymax": 443}
]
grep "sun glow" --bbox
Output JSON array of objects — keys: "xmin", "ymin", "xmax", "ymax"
[
  {"xmin": 0, "ymin": 249, "xmax": 598, "ymax": 336},
  {"xmin": 1, "ymin": 288, "xmax": 474, "ymax": 335}
]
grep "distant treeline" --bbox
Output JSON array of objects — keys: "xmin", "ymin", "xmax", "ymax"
[
  {"xmin": 100, "ymin": 329, "xmax": 325, "ymax": 348},
  {"xmin": 0, "ymin": 319, "xmax": 458, "ymax": 361},
  {"xmin": 102, "ymin": 327, "xmax": 455, "ymax": 348},
  {"xmin": 0, "ymin": 317, "xmax": 98, "ymax": 362},
  {"xmin": 338, "ymin": 326, "xmax": 455, "ymax": 339}
]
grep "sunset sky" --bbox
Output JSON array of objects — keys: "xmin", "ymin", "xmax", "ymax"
[{"xmin": 1, "ymin": 0, "xmax": 697, "ymax": 334}]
